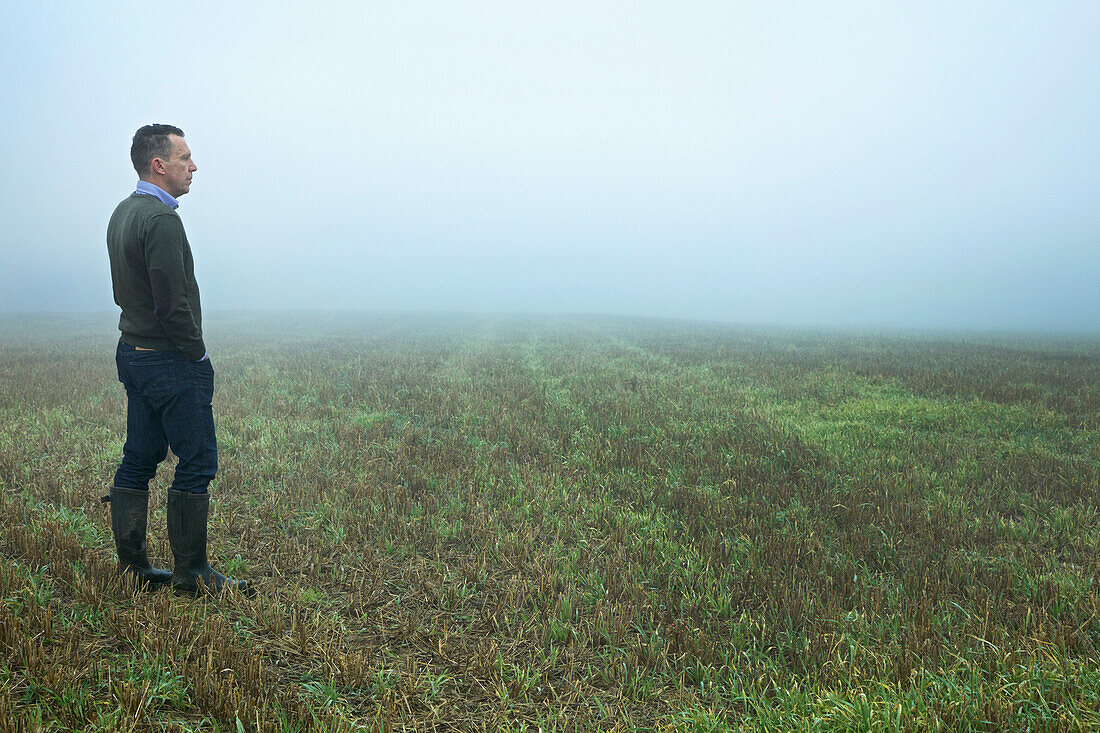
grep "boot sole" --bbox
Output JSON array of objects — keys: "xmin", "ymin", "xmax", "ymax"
[
  {"xmin": 172, "ymin": 581, "xmax": 256, "ymax": 597},
  {"xmin": 120, "ymin": 574, "xmax": 173, "ymax": 592}
]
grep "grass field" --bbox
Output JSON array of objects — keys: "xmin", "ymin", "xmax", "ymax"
[{"xmin": 0, "ymin": 312, "xmax": 1097, "ymax": 731}]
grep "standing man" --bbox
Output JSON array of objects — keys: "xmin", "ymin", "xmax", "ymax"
[{"xmin": 105, "ymin": 124, "xmax": 248, "ymax": 594}]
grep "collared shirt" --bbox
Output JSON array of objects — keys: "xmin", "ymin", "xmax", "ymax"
[{"xmin": 135, "ymin": 180, "xmax": 179, "ymax": 209}]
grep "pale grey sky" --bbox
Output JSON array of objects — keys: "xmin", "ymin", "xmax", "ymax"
[{"xmin": 1, "ymin": 1, "xmax": 1097, "ymax": 331}]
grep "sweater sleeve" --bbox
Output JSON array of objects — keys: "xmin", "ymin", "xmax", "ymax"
[{"xmin": 144, "ymin": 213, "xmax": 208, "ymax": 361}]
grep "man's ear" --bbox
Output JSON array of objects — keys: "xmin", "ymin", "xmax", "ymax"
[{"xmin": 151, "ymin": 157, "xmax": 167, "ymax": 175}]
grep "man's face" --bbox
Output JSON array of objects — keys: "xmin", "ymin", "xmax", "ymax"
[{"xmin": 158, "ymin": 135, "xmax": 197, "ymax": 198}]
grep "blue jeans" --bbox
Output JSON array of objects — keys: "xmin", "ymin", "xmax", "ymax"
[{"xmin": 114, "ymin": 341, "xmax": 218, "ymax": 494}]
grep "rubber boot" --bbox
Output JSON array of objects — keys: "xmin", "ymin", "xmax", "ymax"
[
  {"xmin": 105, "ymin": 486, "xmax": 172, "ymax": 588},
  {"xmin": 167, "ymin": 489, "xmax": 251, "ymax": 595}
]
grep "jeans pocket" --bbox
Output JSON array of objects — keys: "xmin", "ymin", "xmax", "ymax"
[
  {"xmin": 186, "ymin": 359, "xmax": 215, "ymax": 404},
  {"xmin": 133, "ymin": 359, "xmax": 178, "ymax": 403}
]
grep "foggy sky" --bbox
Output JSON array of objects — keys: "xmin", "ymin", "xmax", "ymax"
[{"xmin": 1, "ymin": 2, "xmax": 1098, "ymax": 332}]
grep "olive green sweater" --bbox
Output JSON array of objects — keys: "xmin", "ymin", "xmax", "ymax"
[{"xmin": 107, "ymin": 193, "xmax": 206, "ymax": 361}]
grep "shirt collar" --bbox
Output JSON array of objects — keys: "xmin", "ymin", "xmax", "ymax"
[{"xmin": 135, "ymin": 180, "xmax": 180, "ymax": 209}]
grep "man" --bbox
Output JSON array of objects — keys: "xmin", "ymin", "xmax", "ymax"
[{"xmin": 105, "ymin": 124, "xmax": 248, "ymax": 594}]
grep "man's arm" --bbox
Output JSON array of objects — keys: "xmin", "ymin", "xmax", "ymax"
[{"xmin": 145, "ymin": 214, "xmax": 207, "ymax": 361}]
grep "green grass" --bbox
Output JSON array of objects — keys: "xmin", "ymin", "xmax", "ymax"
[{"xmin": 0, "ymin": 312, "xmax": 1096, "ymax": 731}]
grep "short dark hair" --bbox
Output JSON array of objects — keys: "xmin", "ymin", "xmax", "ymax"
[{"xmin": 131, "ymin": 124, "xmax": 185, "ymax": 175}]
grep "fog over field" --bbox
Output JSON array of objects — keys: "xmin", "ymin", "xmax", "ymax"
[{"xmin": 1, "ymin": 2, "xmax": 1097, "ymax": 332}]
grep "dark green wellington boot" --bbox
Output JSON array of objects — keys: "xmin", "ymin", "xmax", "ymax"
[
  {"xmin": 167, "ymin": 489, "xmax": 251, "ymax": 595},
  {"xmin": 104, "ymin": 486, "xmax": 172, "ymax": 588}
]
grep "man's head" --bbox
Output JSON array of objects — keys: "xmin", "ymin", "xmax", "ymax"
[{"xmin": 131, "ymin": 124, "xmax": 196, "ymax": 198}]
